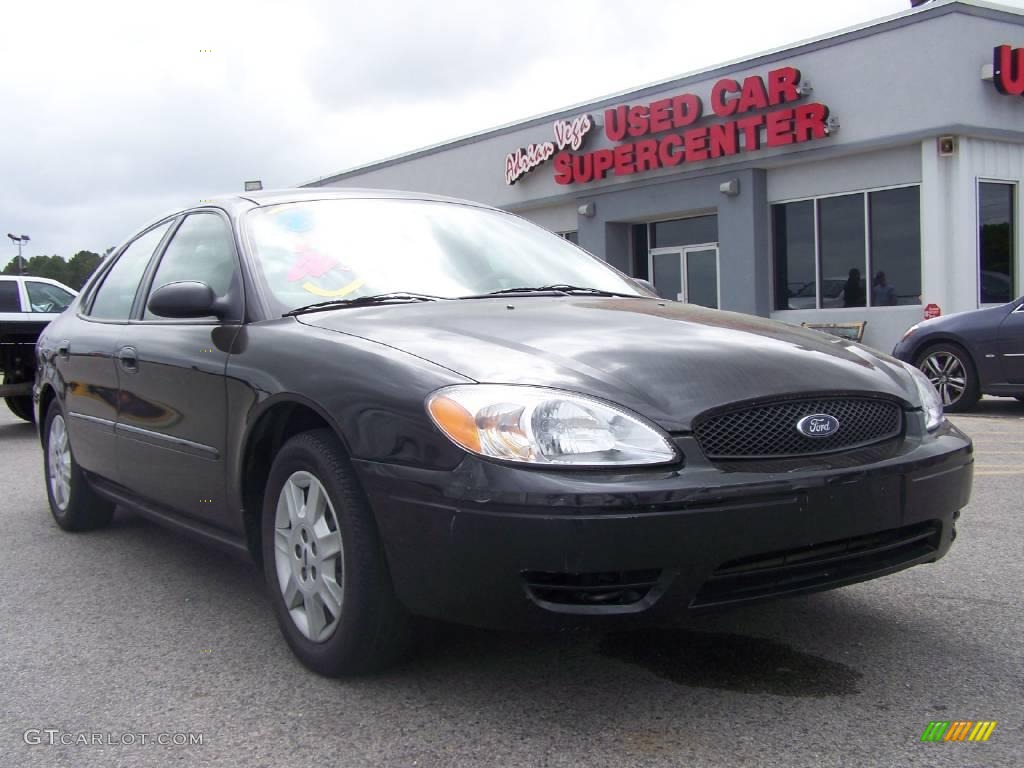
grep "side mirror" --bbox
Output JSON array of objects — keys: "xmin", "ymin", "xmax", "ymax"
[{"xmin": 147, "ymin": 280, "xmax": 226, "ymax": 319}]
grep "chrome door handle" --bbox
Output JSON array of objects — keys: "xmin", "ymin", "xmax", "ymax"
[
  {"xmin": 116, "ymin": 346, "xmax": 139, "ymax": 373},
  {"xmin": 57, "ymin": 341, "xmax": 70, "ymax": 359}
]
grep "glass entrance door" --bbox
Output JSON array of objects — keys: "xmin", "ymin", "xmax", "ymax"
[{"xmin": 649, "ymin": 245, "xmax": 719, "ymax": 308}]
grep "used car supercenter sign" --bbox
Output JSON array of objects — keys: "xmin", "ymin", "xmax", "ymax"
[{"xmin": 504, "ymin": 67, "xmax": 834, "ymax": 186}]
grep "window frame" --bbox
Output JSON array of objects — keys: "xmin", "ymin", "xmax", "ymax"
[
  {"xmin": 0, "ymin": 278, "xmax": 25, "ymax": 313},
  {"xmin": 80, "ymin": 217, "xmax": 179, "ymax": 323},
  {"xmin": 134, "ymin": 208, "xmax": 244, "ymax": 325},
  {"xmin": 976, "ymin": 177, "xmax": 1018, "ymax": 307},
  {"xmin": 770, "ymin": 182, "xmax": 922, "ymax": 311}
]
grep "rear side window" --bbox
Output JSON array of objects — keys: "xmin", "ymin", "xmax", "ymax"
[
  {"xmin": 26, "ymin": 281, "xmax": 74, "ymax": 313},
  {"xmin": 0, "ymin": 281, "xmax": 20, "ymax": 312},
  {"xmin": 143, "ymin": 213, "xmax": 236, "ymax": 319},
  {"xmin": 89, "ymin": 222, "xmax": 172, "ymax": 319}
]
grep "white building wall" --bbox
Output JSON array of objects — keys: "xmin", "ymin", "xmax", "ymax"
[{"xmin": 921, "ymin": 136, "xmax": 1024, "ymax": 317}]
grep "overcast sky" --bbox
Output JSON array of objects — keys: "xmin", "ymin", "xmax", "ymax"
[{"xmin": 2, "ymin": 0, "xmax": 1022, "ymax": 264}]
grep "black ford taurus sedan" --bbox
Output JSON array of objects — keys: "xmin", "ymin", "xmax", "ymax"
[{"xmin": 35, "ymin": 189, "xmax": 973, "ymax": 676}]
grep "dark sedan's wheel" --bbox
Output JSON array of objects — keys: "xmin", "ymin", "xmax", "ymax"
[
  {"xmin": 262, "ymin": 429, "xmax": 413, "ymax": 676},
  {"xmin": 5, "ymin": 396, "xmax": 34, "ymax": 422},
  {"xmin": 43, "ymin": 401, "xmax": 115, "ymax": 531},
  {"xmin": 916, "ymin": 343, "xmax": 980, "ymax": 412}
]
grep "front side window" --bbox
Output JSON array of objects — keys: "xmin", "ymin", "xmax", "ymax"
[
  {"xmin": 245, "ymin": 199, "xmax": 641, "ymax": 314},
  {"xmin": 979, "ymin": 182, "xmax": 1015, "ymax": 304},
  {"xmin": 89, "ymin": 222, "xmax": 172, "ymax": 320},
  {"xmin": 143, "ymin": 213, "xmax": 237, "ymax": 319},
  {"xmin": 26, "ymin": 282, "xmax": 74, "ymax": 313}
]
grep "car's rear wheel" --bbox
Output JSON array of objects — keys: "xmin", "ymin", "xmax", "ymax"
[
  {"xmin": 261, "ymin": 428, "xmax": 413, "ymax": 676},
  {"xmin": 43, "ymin": 401, "xmax": 115, "ymax": 531},
  {"xmin": 915, "ymin": 343, "xmax": 980, "ymax": 412},
  {"xmin": 5, "ymin": 395, "xmax": 34, "ymax": 422}
]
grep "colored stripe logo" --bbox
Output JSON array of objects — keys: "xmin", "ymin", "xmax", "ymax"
[{"xmin": 921, "ymin": 721, "xmax": 997, "ymax": 742}]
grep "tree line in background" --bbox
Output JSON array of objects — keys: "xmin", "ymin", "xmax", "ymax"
[{"xmin": 1, "ymin": 248, "xmax": 113, "ymax": 290}]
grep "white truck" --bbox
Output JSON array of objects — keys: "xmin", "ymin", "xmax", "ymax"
[{"xmin": 0, "ymin": 275, "xmax": 77, "ymax": 422}]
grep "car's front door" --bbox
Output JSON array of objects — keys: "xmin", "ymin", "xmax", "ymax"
[
  {"xmin": 64, "ymin": 222, "xmax": 174, "ymax": 480},
  {"xmin": 997, "ymin": 299, "xmax": 1024, "ymax": 384},
  {"xmin": 114, "ymin": 211, "xmax": 243, "ymax": 529}
]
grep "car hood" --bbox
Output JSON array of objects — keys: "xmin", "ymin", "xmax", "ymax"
[{"xmin": 297, "ymin": 297, "xmax": 917, "ymax": 431}]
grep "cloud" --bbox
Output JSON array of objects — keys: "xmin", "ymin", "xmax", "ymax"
[{"xmin": 2, "ymin": 0, "xmax": 1016, "ymax": 262}]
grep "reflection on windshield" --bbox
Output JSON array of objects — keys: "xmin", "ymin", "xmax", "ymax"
[{"xmin": 245, "ymin": 199, "xmax": 641, "ymax": 313}]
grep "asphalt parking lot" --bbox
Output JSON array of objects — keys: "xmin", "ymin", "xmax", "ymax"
[{"xmin": 1, "ymin": 401, "xmax": 1021, "ymax": 768}]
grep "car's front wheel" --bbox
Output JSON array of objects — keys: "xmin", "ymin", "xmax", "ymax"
[
  {"xmin": 916, "ymin": 343, "xmax": 980, "ymax": 412},
  {"xmin": 261, "ymin": 429, "xmax": 413, "ymax": 676},
  {"xmin": 43, "ymin": 401, "xmax": 115, "ymax": 531}
]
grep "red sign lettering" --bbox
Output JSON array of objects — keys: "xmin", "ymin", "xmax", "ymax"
[
  {"xmin": 510, "ymin": 65, "xmax": 835, "ymax": 185},
  {"xmin": 994, "ymin": 44, "xmax": 1024, "ymax": 96}
]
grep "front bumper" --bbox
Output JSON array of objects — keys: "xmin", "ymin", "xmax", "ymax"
[{"xmin": 354, "ymin": 417, "xmax": 973, "ymax": 630}]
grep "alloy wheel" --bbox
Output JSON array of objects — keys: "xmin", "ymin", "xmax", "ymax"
[
  {"xmin": 920, "ymin": 351, "xmax": 967, "ymax": 406},
  {"xmin": 273, "ymin": 470, "xmax": 345, "ymax": 642},
  {"xmin": 47, "ymin": 414, "xmax": 72, "ymax": 511}
]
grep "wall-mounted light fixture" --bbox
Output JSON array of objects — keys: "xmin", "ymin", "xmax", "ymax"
[
  {"xmin": 244, "ymin": 180, "xmax": 263, "ymax": 192},
  {"xmin": 719, "ymin": 179, "xmax": 740, "ymax": 197},
  {"xmin": 796, "ymin": 81, "xmax": 814, "ymax": 96},
  {"xmin": 937, "ymin": 136, "xmax": 957, "ymax": 157},
  {"xmin": 577, "ymin": 202, "xmax": 595, "ymax": 217}
]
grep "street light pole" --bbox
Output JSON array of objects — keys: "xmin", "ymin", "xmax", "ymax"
[{"xmin": 6, "ymin": 234, "xmax": 30, "ymax": 275}]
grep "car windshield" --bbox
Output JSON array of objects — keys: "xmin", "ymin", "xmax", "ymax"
[{"xmin": 245, "ymin": 198, "xmax": 642, "ymax": 313}]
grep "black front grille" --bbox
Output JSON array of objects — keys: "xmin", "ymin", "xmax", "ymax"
[
  {"xmin": 523, "ymin": 569, "xmax": 662, "ymax": 607},
  {"xmin": 692, "ymin": 522, "xmax": 941, "ymax": 607},
  {"xmin": 693, "ymin": 397, "xmax": 902, "ymax": 459}
]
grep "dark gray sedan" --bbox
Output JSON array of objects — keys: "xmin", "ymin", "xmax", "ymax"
[
  {"xmin": 893, "ymin": 296, "xmax": 1024, "ymax": 411},
  {"xmin": 35, "ymin": 188, "xmax": 973, "ymax": 676}
]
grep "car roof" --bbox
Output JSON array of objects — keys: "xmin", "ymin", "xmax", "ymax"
[{"xmin": 189, "ymin": 187, "xmax": 499, "ymax": 216}]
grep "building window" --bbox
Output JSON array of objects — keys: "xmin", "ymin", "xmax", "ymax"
[
  {"xmin": 772, "ymin": 201, "xmax": 816, "ymax": 310},
  {"xmin": 772, "ymin": 186, "xmax": 921, "ymax": 310},
  {"xmin": 978, "ymin": 182, "xmax": 1015, "ymax": 304},
  {"xmin": 558, "ymin": 231, "xmax": 579, "ymax": 245},
  {"xmin": 870, "ymin": 186, "xmax": 922, "ymax": 305},
  {"xmin": 651, "ymin": 214, "xmax": 718, "ymax": 248}
]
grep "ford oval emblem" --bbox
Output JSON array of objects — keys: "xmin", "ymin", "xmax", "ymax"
[{"xmin": 796, "ymin": 414, "xmax": 840, "ymax": 438}]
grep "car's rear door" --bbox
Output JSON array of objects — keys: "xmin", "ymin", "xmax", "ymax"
[
  {"xmin": 997, "ymin": 298, "xmax": 1024, "ymax": 384},
  {"xmin": 114, "ymin": 210, "xmax": 243, "ymax": 529},
  {"xmin": 63, "ymin": 222, "xmax": 174, "ymax": 480}
]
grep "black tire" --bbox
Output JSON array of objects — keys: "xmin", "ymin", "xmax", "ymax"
[
  {"xmin": 261, "ymin": 428, "xmax": 414, "ymax": 676},
  {"xmin": 42, "ymin": 400, "xmax": 115, "ymax": 531},
  {"xmin": 5, "ymin": 395, "xmax": 34, "ymax": 422},
  {"xmin": 915, "ymin": 342, "xmax": 981, "ymax": 413}
]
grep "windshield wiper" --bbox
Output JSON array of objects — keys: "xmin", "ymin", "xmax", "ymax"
[
  {"xmin": 283, "ymin": 292, "xmax": 445, "ymax": 317},
  {"xmin": 462, "ymin": 284, "xmax": 638, "ymax": 299}
]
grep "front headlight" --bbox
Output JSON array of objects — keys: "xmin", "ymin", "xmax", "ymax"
[
  {"xmin": 426, "ymin": 385, "xmax": 678, "ymax": 466},
  {"xmin": 900, "ymin": 322, "xmax": 921, "ymax": 342},
  {"xmin": 903, "ymin": 363, "xmax": 945, "ymax": 431}
]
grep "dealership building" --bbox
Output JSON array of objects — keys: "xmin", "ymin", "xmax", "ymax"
[{"xmin": 305, "ymin": 0, "xmax": 1024, "ymax": 351}]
